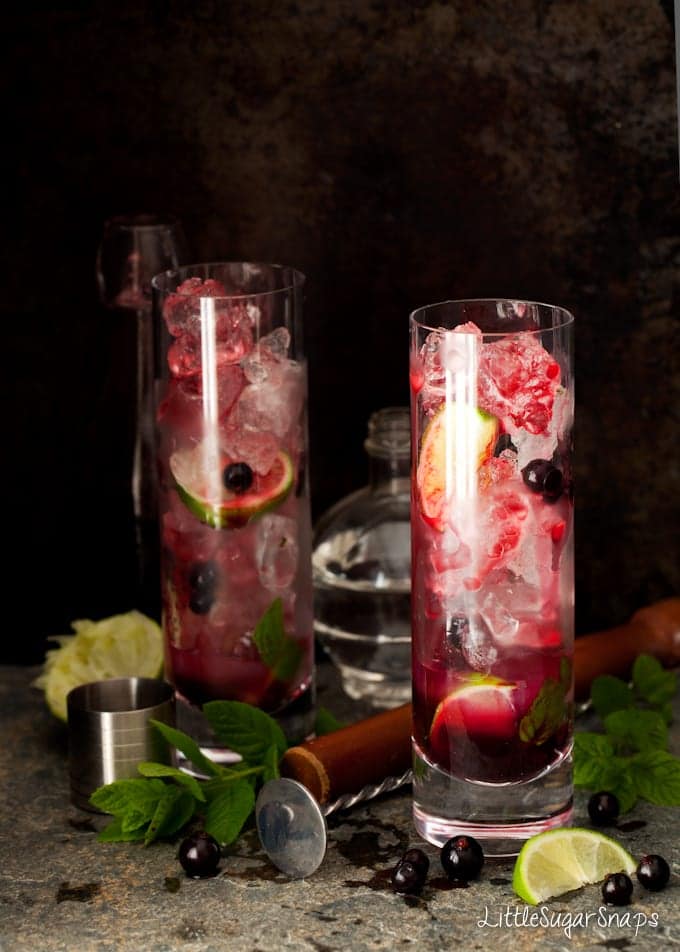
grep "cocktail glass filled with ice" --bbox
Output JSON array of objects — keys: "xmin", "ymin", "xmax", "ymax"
[
  {"xmin": 409, "ymin": 299, "xmax": 574, "ymax": 856},
  {"xmin": 152, "ymin": 263, "xmax": 314, "ymax": 751}
]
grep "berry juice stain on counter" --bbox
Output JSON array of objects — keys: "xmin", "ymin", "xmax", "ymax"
[
  {"xmin": 617, "ymin": 820, "xmax": 647, "ymax": 833},
  {"xmin": 331, "ymin": 817, "xmax": 409, "ymax": 869},
  {"xmin": 55, "ymin": 882, "xmax": 101, "ymax": 903}
]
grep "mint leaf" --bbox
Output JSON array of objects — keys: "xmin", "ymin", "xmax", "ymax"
[
  {"xmin": 89, "ymin": 778, "xmax": 168, "ymax": 818},
  {"xmin": 204, "ymin": 781, "xmax": 255, "ymax": 845},
  {"xmin": 261, "ymin": 744, "xmax": 280, "ymax": 783},
  {"xmin": 252, "ymin": 598, "xmax": 303, "ymax": 682},
  {"xmin": 144, "ymin": 787, "xmax": 195, "ymax": 845},
  {"xmin": 137, "ymin": 762, "xmax": 206, "ymax": 802},
  {"xmin": 97, "ymin": 818, "xmax": 146, "ymax": 843},
  {"xmin": 573, "ymin": 732, "xmax": 615, "ymax": 788},
  {"xmin": 604, "ymin": 709, "xmax": 668, "ymax": 754},
  {"xmin": 203, "ymin": 700, "xmax": 288, "ymax": 762},
  {"xmin": 572, "ymin": 734, "xmax": 637, "ymax": 812},
  {"xmin": 591, "ymin": 675, "xmax": 634, "ymax": 718},
  {"xmin": 150, "ymin": 721, "xmax": 221, "ymax": 778},
  {"xmin": 314, "ymin": 706, "xmax": 345, "ymax": 736},
  {"xmin": 519, "ymin": 678, "xmax": 567, "ymax": 745},
  {"xmin": 122, "ymin": 810, "xmax": 151, "ymax": 834},
  {"xmin": 632, "ymin": 655, "xmax": 677, "ymax": 707},
  {"xmin": 629, "ymin": 751, "xmax": 680, "ymax": 807}
]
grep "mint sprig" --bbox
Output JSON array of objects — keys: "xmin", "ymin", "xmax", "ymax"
[
  {"xmin": 90, "ymin": 695, "xmax": 347, "ymax": 847},
  {"xmin": 574, "ymin": 653, "xmax": 679, "ymax": 813},
  {"xmin": 90, "ymin": 703, "xmax": 277, "ymax": 846},
  {"xmin": 252, "ymin": 597, "xmax": 303, "ymax": 683}
]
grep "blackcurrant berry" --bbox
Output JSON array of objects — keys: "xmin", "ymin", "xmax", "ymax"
[
  {"xmin": 602, "ymin": 872, "xmax": 633, "ymax": 906},
  {"xmin": 521, "ymin": 459, "xmax": 563, "ymax": 501},
  {"xmin": 402, "ymin": 848, "xmax": 430, "ymax": 877},
  {"xmin": 440, "ymin": 834, "xmax": 484, "ymax": 882},
  {"xmin": 636, "ymin": 854, "xmax": 670, "ymax": 892},
  {"xmin": 188, "ymin": 559, "xmax": 219, "ymax": 593},
  {"xmin": 189, "ymin": 587, "xmax": 215, "ymax": 615},
  {"xmin": 587, "ymin": 791, "xmax": 620, "ymax": 827},
  {"xmin": 494, "ymin": 433, "xmax": 517, "ymax": 457},
  {"xmin": 391, "ymin": 860, "xmax": 426, "ymax": 895},
  {"xmin": 178, "ymin": 831, "xmax": 221, "ymax": 878},
  {"xmin": 223, "ymin": 461, "xmax": 254, "ymax": 494}
]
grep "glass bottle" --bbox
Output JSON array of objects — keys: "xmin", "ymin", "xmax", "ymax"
[{"xmin": 312, "ymin": 407, "xmax": 411, "ymax": 707}]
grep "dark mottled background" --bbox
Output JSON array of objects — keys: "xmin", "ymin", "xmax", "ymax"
[{"xmin": 4, "ymin": 1, "xmax": 679, "ymax": 662}]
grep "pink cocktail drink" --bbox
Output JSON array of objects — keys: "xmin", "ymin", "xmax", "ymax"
[
  {"xmin": 409, "ymin": 300, "xmax": 574, "ymax": 855},
  {"xmin": 153, "ymin": 264, "xmax": 313, "ymax": 746}
]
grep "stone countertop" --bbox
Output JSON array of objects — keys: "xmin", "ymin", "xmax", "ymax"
[{"xmin": 0, "ymin": 665, "xmax": 678, "ymax": 952}]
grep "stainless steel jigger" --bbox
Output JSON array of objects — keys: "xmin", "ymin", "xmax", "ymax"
[
  {"xmin": 67, "ymin": 677, "xmax": 175, "ymax": 811},
  {"xmin": 255, "ymin": 770, "xmax": 412, "ymax": 879}
]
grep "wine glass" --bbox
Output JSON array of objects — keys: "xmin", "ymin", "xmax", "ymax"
[{"xmin": 96, "ymin": 213, "xmax": 190, "ymax": 616}]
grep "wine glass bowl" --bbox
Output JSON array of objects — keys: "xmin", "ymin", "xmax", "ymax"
[{"xmin": 96, "ymin": 213, "xmax": 189, "ymax": 311}]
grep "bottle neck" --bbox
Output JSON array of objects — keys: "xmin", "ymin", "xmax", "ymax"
[{"xmin": 368, "ymin": 453, "xmax": 410, "ymax": 493}]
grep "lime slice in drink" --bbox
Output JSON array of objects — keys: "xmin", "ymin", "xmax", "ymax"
[
  {"xmin": 34, "ymin": 611, "xmax": 164, "ymax": 721},
  {"xmin": 512, "ymin": 828, "xmax": 637, "ymax": 905},
  {"xmin": 170, "ymin": 443, "xmax": 294, "ymax": 529},
  {"xmin": 417, "ymin": 403, "xmax": 499, "ymax": 527},
  {"xmin": 429, "ymin": 675, "xmax": 517, "ymax": 766}
]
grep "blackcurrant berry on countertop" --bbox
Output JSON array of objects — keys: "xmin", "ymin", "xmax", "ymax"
[{"xmin": 602, "ymin": 872, "xmax": 633, "ymax": 906}]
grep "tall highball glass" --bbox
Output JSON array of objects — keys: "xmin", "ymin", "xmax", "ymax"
[
  {"xmin": 409, "ymin": 299, "xmax": 574, "ymax": 856},
  {"xmin": 152, "ymin": 263, "xmax": 314, "ymax": 751}
]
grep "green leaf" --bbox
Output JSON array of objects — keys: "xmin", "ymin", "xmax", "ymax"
[
  {"xmin": 591, "ymin": 675, "xmax": 634, "ymax": 719},
  {"xmin": 144, "ymin": 787, "xmax": 189, "ymax": 845},
  {"xmin": 89, "ymin": 778, "xmax": 168, "ymax": 818},
  {"xmin": 121, "ymin": 810, "xmax": 151, "ymax": 834},
  {"xmin": 629, "ymin": 750, "xmax": 680, "ymax": 807},
  {"xmin": 137, "ymin": 762, "xmax": 206, "ymax": 802},
  {"xmin": 572, "ymin": 735, "xmax": 637, "ymax": 813},
  {"xmin": 252, "ymin": 598, "xmax": 303, "ymax": 682},
  {"xmin": 150, "ymin": 720, "xmax": 221, "ymax": 778},
  {"xmin": 314, "ymin": 706, "xmax": 346, "ymax": 736},
  {"xmin": 97, "ymin": 817, "xmax": 146, "ymax": 843},
  {"xmin": 572, "ymin": 732, "xmax": 615, "ymax": 788},
  {"xmin": 204, "ymin": 781, "xmax": 255, "ymax": 846},
  {"xmin": 261, "ymin": 744, "xmax": 280, "ymax": 783},
  {"xmin": 604, "ymin": 709, "xmax": 668, "ymax": 754},
  {"xmin": 519, "ymin": 678, "xmax": 567, "ymax": 745},
  {"xmin": 203, "ymin": 700, "xmax": 288, "ymax": 762},
  {"xmin": 632, "ymin": 655, "xmax": 677, "ymax": 707},
  {"xmin": 607, "ymin": 767, "xmax": 638, "ymax": 815}
]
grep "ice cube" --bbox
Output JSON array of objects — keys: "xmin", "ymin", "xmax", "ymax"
[
  {"xmin": 163, "ymin": 277, "xmax": 226, "ymax": 337},
  {"xmin": 223, "ymin": 427, "xmax": 279, "ymax": 475},
  {"xmin": 232, "ymin": 361, "xmax": 304, "ymax": 439},
  {"xmin": 460, "ymin": 613, "xmax": 498, "ymax": 671},
  {"xmin": 478, "ymin": 333, "xmax": 560, "ymax": 435},
  {"xmin": 256, "ymin": 515, "xmax": 299, "ymax": 590},
  {"xmin": 479, "ymin": 591, "xmax": 519, "ymax": 646}
]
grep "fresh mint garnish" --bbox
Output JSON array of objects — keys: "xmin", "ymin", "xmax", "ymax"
[
  {"xmin": 149, "ymin": 720, "xmax": 221, "ymax": 778},
  {"xmin": 252, "ymin": 597, "xmax": 303, "ymax": 682},
  {"xmin": 204, "ymin": 781, "xmax": 256, "ymax": 846},
  {"xmin": 574, "ymin": 653, "xmax": 679, "ymax": 813},
  {"xmin": 91, "ymin": 701, "xmax": 290, "ymax": 845},
  {"xmin": 519, "ymin": 678, "xmax": 568, "ymax": 745},
  {"xmin": 203, "ymin": 700, "xmax": 288, "ymax": 762}
]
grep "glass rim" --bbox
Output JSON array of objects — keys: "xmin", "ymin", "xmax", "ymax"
[
  {"xmin": 151, "ymin": 261, "xmax": 306, "ymax": 299},
  {"xmin": 409, "ymin": 297, "xmax": 575, "ymax": 337},
  {"xmin": 103, "ymin": 212, "xmax": 183, "ymax": 232}
]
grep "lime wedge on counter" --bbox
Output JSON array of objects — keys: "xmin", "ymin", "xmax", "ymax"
[
  {"xmin": 417, "ymin": 402, "xmax": 498, "ymax": 527},
  {"xmin": 170, "ymin": 443, "xmax": 294, "ymax": 529},
  {"xmin": 34, "ymin": 611, "xmax": 164, "ymax": 721},
  {"xmin": 512, "ymin": 828, "xmax": 637, "ymax": 905}
]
